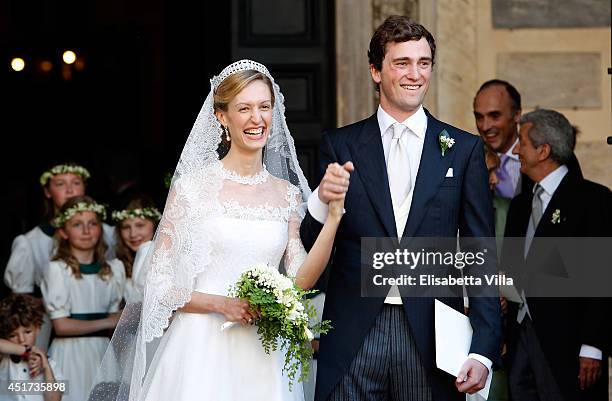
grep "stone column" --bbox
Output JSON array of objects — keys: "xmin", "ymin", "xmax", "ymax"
[
  {"xmin": 335, "ymin": 0, "xmax": 375, "ymax": 127},
  {"xmin": 431, "ymin": 0, "xmax": 479, "ymax": 132},
  {"xmin": 335, "ymin": 0, "xmax": 419, "ymax": 126},
  {"xmin": 419, "ymin": 0, "xmax": 438, "ymax": 116}
]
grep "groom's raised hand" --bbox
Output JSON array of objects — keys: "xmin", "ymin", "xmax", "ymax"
[
  {"xmin": 455, "ymin": 358, "xmax": 489, "ymax": 394},
  {"xmin": 318, "ymin": 162, "xmax": 354, "ymax": 204}
]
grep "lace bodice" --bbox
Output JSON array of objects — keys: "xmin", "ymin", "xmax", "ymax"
[
  {"xmin": 192, "ymin": 162, "xmax": 305, "ymax": 294},
  {"xmin": 193, "ymin": 218, "xmax": 286, "ymax": 294},
  {"xmin": 143, "ymin": 161, "xmax": 307, "ymax": 340}
]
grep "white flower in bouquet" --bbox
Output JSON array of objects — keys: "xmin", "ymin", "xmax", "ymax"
[
  {"xmin": 222, "ymin": 264, "xmax": 332, "ymax": 388},
  {"xmin": 304, "ymin": 327, "xmax": 314, "ymax": 342}
]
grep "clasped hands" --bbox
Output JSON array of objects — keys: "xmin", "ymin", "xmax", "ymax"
[{"xmin": 318, "ymin": 162, "xmax": 354, "ymax": 218}]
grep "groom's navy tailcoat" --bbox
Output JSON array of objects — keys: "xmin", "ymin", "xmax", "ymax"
[{"xmin": 300, "ymin": 111, "xmax": 502, "ymax": 401}]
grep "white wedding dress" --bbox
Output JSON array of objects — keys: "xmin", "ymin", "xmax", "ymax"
[{"xmin": 138, "ymin": 161, "xmax": 306, "ymax": 401}]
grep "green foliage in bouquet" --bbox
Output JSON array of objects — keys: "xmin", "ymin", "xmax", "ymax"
[{"xmin": 228, "ymin": 265, "xmax": 331, "ymax": 389}]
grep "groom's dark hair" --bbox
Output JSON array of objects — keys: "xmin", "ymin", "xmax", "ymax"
[{"xmin": 368, "ymin": 15, "xmax": 436, "ymax": 72}]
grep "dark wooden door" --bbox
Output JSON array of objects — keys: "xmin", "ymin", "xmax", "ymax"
[{"xmin": 231, "ymin": 0, "xmax": 336, "ymax": 185}]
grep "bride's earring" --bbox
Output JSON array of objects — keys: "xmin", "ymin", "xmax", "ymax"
[{"xmin": 223, "ymin": 126, "xmax": 231, "ymax": 141}]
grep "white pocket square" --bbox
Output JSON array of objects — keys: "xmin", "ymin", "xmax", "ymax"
[{"xmin": 445, "ymin": 168, "xmax": 454, "ymax": 178}]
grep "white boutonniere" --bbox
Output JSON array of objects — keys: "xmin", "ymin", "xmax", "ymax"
[
  {"xmin": 551, "ymin": 209, "xmax": 561, "ymax": 224},
  {"xmin": 438, "ymin": 130, "xmax": 455, "ymax": 156}
]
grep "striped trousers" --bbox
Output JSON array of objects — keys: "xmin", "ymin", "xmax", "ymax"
[{"xmin": 328, "ymin": 305, "xmax": 432, "ymax": 401}]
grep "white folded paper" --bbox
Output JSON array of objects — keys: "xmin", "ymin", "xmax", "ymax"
[{"xmin": 434, "ymin": 300, "xmax": 492, "ymax": 400}]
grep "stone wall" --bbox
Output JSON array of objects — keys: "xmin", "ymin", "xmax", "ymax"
[{"xmin": 452, "ymin": 0, "xmax": 610, "ymax": 187}]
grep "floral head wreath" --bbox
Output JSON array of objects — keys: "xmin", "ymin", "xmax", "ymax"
[
  {"xmin": 40, "ymin": 164, "xmax": 91, "ymax": 187},
  {"xmin": 112, "ymin": 207, "xmax": 162, "ymax": 222},
  {"xmin": 53, "ymin": 202, "xmax": 106, "ymax": 228}
]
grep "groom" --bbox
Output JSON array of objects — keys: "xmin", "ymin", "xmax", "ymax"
[{"xmin": 300, "ymin": 16, "xmax": 501, "ymax": 401}]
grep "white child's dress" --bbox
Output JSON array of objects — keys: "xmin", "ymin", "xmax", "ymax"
[
  {"xmin": 41, "ymin": 258, "xmax": 125, "ymax": 401},
  {"xmin": 4, "ymin": 224, "xmax": 55, "ymax": 295},
  {"xmin": 0, "ymin": 354, "xmax": 64, "ymax": 401},
  {"xmin": 4, "ymin": 223, "xmax": 117, "ymax": 352}
]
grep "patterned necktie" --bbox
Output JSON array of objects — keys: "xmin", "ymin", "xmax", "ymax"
[
  {"xmin": 387, "ymin": 123, "xmax": 412, "ymax": 209},
  {"xmin": 495, "ymin": 154, "xmax": 515, "ymax": 198}
]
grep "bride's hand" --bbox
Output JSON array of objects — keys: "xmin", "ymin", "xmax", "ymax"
[
  {"xmin": 325, "ymin": 162, "xmax": 352, "ymax": 223},
  {"xmin": 220, "ymin": 297, "xmax": 259, "ymax": 325},
  {"xmin": 328, "ymin": 198, "xmax": 345, "ymax": 223}
]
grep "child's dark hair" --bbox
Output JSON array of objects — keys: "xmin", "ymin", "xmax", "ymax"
[{"xmin": 0, "ymin": 294, "xmax": 45, "ymax": 339}]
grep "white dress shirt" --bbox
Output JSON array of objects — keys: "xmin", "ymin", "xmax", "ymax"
[
  {"xmin": 524, "ymin": 165, "xmax": 568, "ymax": 251},
  {"xmin": 378, "ymin": 106, "xmax": 426, "ymax": 305},
  {"xmin": 531, "ymin": 164, "xmax": 567, "ymax": 218},
  {"xmin": 308, "ymin": 105, "xmax": 426, "ymax": 224},
  {"xmin": 521, "ymin": 164, "xmax": 601, "ymax": 360},
  {"xmin": 0, "ymin": 356, "xmax": 64, "ymax": 401}
]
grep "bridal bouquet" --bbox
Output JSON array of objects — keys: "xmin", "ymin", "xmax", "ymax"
[{"xmin": 223, "ymin": 264, "xmax": 331, "ymax": 387}]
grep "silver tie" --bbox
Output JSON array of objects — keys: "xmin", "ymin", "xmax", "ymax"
[
  {"xmin": 524, "ymin": 184, "xmax": 545, "ymax": 258},
  {"xmin": 531, "ymin": 184, "xmax": 545, "ymax": 229},
  {"xmin": 518, "ymin": 184, "xmax": 545, "ymax": 322},
  {"xmin": 385, "ymin": 123, "xmax": 413, "ymax": 305},
  {"xmin": 387, "ymin": 123, "xmax": 412, "ymax": 209}
]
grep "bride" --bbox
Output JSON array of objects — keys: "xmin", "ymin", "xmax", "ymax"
[{"xmin": 89, "ymin": 60, "xmax": 347, "ymax": 401}]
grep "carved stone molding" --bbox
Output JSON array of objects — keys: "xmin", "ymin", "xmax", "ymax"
[{"xmin": 372, "ymin": 0, "xmax": 418, "ymax": 27}]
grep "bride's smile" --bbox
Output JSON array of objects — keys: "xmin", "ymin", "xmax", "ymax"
[{"xmin": 217, "ymin": 79, "xmax": 273, "ymax": 153}]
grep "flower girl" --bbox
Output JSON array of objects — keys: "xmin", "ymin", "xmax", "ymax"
[
  {"xmin": 41, "ymin": 195, "xmax": 125, "ymax": 401},
  {"xmin": 112, "ymin": 194, "xmax": 161, "ymax": 304}
]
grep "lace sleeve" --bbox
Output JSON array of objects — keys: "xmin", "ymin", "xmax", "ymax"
[
  {"xmin": 283, "ymin": 185, "xmax": 307, "ymax": 277},
  {"xmin": 141, "ymin": 170, "xmax": 222, "ymax": 342},
  {"xmin": 141, "ymin": 178, "xmax": 193, "ymax": 340}
]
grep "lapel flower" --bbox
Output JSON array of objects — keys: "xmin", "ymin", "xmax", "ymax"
[
  {"xmin": 438, "ymin": 130, "xmax": 455, "ymax": 157},
  {"xmin": 551, "ymin": 209, "xmax": 561, "ymax": 224}
]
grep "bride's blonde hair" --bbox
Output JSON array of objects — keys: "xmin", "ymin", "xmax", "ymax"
[{"xmin": 213, "ymin": 70, "xmax": 275, "ymax": 112}]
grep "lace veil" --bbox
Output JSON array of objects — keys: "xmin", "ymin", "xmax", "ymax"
[{"xmin": 88, "ymin": 59, "xmax": 312, "ymax": 401}]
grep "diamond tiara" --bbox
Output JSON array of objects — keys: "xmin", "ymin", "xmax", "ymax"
[{"xmin": 210, "ymin": 59, "xmax": 272, "ymax": 91}]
